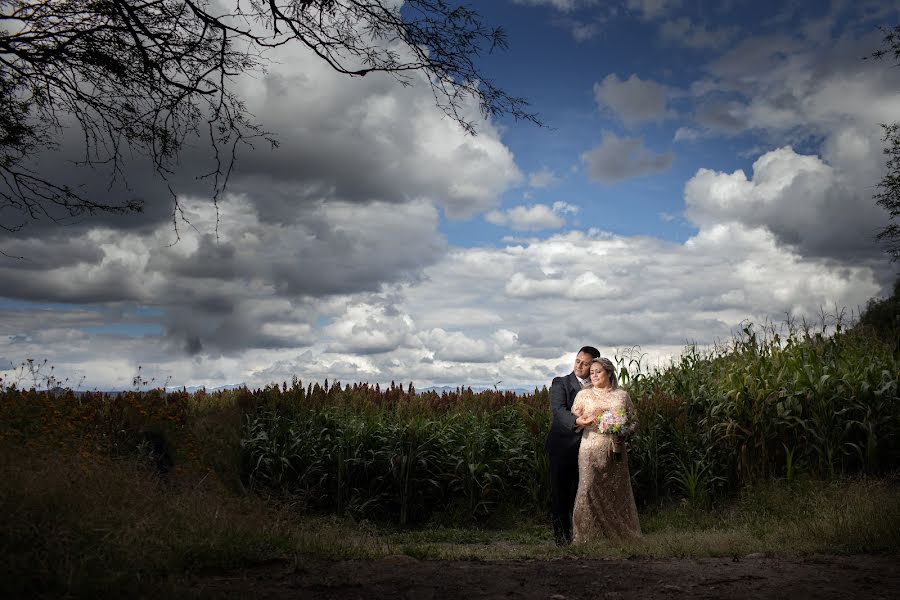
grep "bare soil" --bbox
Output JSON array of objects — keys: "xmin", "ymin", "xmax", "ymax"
[{"xmin": 184, "ymin": 554, "xmax": 900, "ymax": 599}]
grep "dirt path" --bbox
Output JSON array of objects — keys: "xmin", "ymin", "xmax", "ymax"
[{"xmin": 185, "ymin": 554, "xmax": 900, "ymax": 599}]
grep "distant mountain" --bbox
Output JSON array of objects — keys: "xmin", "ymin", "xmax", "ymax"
[
  {"xmin": 164, "ymin": 383, "xmax": 247, "ymax": 394},
  {"xmin": 45, "ymin": 382, "xmax": 542, "ymax": 396},
  {"xmin": 45, "ymin": 383, "xmax": 248, "ymax": 395},
  {"xmin": 421, "ymin": 385, "xmax": 538, "ymax": 395}
]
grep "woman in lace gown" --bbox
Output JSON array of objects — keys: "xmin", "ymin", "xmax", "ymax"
[{"xmin": 570, "ymin": 357, "xmax": 641, "ymax": 543}]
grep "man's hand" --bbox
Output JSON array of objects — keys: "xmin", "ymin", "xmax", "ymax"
[{"xmin": 574, "ymin": 414, "xmax": 595, "ymax": 430}]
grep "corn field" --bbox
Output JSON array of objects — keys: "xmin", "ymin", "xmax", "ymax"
[{"xmin": 2, "ymin": 321, "xmax": 898, "ymax": 526}]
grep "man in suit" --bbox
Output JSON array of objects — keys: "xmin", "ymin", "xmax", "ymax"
[{"xmin": 546, "ymin": 345, "xmax": 601, "ymax": 545}]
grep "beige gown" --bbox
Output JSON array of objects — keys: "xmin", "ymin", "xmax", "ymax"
[{"xmin": 571, "ymin": 386, "xmax": 641, "ymax": 543}]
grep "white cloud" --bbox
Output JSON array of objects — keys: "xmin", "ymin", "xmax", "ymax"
[
  {"xmin": 581, "ymin": 132, "xmax": 675, "ymax": 183},
  {"xmin": 678, "ymin": 26, "xmax": 900, "ymax": 262},
  {"xmin": 1, "ymin": 3, "xmax": 895, "ymax": 394},
  {"xmin": 673, "ymin": 127, "xmax": 701, "ymax": 142},
  {"xmin": 0, "ymin": 195, "xmax": 446, "ymax": 355},
  {"xmin": 0, "ymin": 222, "xmax": 883, "ymax": 390},
  {"xmin": 684, "ymin": 145, "xmax": 888, "ymax": 260},
  {"xmin": 325, "ymin": 302, "xmax": 416, "ymax": 355},
  {"xmin": 486, "ymin": 203, "xmax": 569, "ymax": 231},
  {"xmin": 528, "ymin": 167, "xmax": 561, "ymax": 188},
  {"xmin": 593, "ymin": 74, "xmax": 670, "ymax": 126},
  {"xmin": 552, "ymin": 201, "xmax": 580, "ymax": 215},
  {"xmin": 418, "ymin": 329, "xmax": 496, "ymax": 363}
]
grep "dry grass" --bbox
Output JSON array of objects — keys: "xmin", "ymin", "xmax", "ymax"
[
  {"xmin": 2, "ymin": 447, "xmax": 898, "ymax": 596},
  {"xmin": 0, "ymin": 442, "xmax": 292, "ymax": 598}
]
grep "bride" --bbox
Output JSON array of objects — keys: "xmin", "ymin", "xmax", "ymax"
[{"xmin": 570, "ymin": 357, "xmax": 641, "ymax": 543}]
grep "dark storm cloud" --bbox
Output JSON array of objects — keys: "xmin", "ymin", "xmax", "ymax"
[
  {"xmin": 0, "ymin": 32, "xmax": 525, "ymax": 358},
  {"xmin": 0, "ymin": 236, "xmax": 104, "ymax": 269},
  {"xmin": 0, "ymin": 260, "xmax": 146, "ymax": 304},
  {"xmin": 162, "ymin": 304, "xmax": 308, "ymax": 356}
]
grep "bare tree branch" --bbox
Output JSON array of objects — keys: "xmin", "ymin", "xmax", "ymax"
[
  {"xmin": 0, "ymin": 0, "xmax": 540, "ymax": 231},
  {"xmin": 869, "ymin": 25, "xmax": 900, "ymax": 261}
]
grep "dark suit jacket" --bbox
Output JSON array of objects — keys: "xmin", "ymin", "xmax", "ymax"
[{"xmin": 545, "ymin": 372, "xmax": 586, "ymax": 456}]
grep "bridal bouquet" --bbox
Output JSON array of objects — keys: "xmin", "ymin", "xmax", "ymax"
[{"xmin": 596, "ymin": 408, "xmax": 633, "ymax": 459}]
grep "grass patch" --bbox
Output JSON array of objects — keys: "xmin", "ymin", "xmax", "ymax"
[
  {"xmin": 0, "ymin": 442, "xmax": 293, "ymax": 598},
  {"xmin": 3, "ymin": 443, "xmax": 898, "ymax": 597},
  {"xmin": 369, "ymin": 476, "xmax": 900, "ymax": 561},
  {"xmin": 570, "ymin": 476, "xmax": 900, "ymax": 559}
]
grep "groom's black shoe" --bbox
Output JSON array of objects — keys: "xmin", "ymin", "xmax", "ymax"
[
  {"xmin": 552, "ymin": 517, "xmax": 566, "ymax": 546},
  {"xmin": 552, "ymin": 517, "xmax": 573, "ymax": 546}
]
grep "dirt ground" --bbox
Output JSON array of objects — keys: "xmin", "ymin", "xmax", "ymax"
[{"xmin": 185, "ymin": 554, "xmax": 900, "ymax": 599}]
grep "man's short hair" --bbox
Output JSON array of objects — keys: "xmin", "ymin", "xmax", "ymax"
[{"xmin": 578, "ymin": 346, "xmax": 601, "ymax": 359}]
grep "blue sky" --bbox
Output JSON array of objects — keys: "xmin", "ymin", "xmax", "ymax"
[{"xmin": 1, "ymin": 0, "xmax": 899, "ymax": 390}]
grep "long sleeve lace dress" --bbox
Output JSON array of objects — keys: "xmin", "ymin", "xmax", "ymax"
[{"xmin": 570, "ymin": 386, "xmax": 642, "ymax": 543}]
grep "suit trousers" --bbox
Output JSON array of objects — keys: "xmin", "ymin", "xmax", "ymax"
[{"xmin": 549, "ymin": 446, "xmax": 579, "ymax": 543}]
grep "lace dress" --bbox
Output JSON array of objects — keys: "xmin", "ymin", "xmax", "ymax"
[{"xmin": 570, "ymin": 386, "xmax": 641, "ymax": 543}]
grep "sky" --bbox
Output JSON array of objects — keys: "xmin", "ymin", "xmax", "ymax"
[{"xmin": 1, "ymin": 0, "xmax": 899, "ymax": 391}]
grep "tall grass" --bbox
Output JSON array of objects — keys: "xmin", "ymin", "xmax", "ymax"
[
  {"xmin": 240, "ymin": 394, "xmax": 550, "ymax": 524},
  {"xmin": 624, "ymin": 321, "xmax": 900, "ymax": 508},
  {"xmin": 1, "ymin": 321, "xmax": 898, "ymax": 527}
]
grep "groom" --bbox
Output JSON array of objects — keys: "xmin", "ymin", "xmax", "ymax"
[{"xmin": 546, "ymin": 345, "xmax": 601, "ymax": 545}]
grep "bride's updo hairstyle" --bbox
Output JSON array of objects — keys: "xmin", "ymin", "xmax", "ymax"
[{"xmin": 591, "ymin": 357, "xmax": 618, "ymax": 389}]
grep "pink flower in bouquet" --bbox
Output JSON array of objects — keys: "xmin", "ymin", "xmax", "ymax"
[
  {"xmin": 596, "ymin": 408, "xmax": 632, "ymax": 459},
  {"xmin": 596, "ymin": 408, "xmax": 629, "ymax": 435}
]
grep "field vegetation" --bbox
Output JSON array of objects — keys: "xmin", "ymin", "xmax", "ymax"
[{"xmin": 2, "ymin": 298, "xmax": 899, "ymax": 597}]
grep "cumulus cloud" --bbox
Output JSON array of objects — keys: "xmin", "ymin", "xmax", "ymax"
[
  {"xmin": 684, "ymin": 146, "xmax": 887, "ymax": 260},
  {"xmin": 528, "ymin": 167, "xmax": 562, "ymax": 188},
  {"xmin": 1, "ymin": 2, "xmax": 895, "ymax": 393},
  {"xmin": 553, "ymin": 201, "xmax": 579, "ymax": 215},
  {"xmin": 486, "ymin": 204, "xmax": 570, "ymax": 231},
  {"xmin": 593, "ymin": 74, "xmax": 670, "ymax": 126},
  {"xmin": 689, "ymin": 30, "xmax": 900, "ymax": 140},
  {"xmin": 581, "ymin": 132, "xmax": 675, "ymax": 183},
  {"xmin": 228, "ymin": 54, "xmax": 522, "ymax": 220},
  {"xmin": 679, "ymin": 26, "xmax": 900, "ymax": 261},
  {"xmin": 0, "ymin": 222, "xmax": 883, "ymax": 390},
  {"xmin": 0, "ymin": 195, "xmax": 446, "ymax": 355},
  {"xmin": 398, "ymin": 227, "xmax": 880, "ymax": 375},
  {"xmin": 0, "ymin": 13, "xmax": 529, "ymax": 358},
  {"xmin": 325, "ymin": 301, "xmax": 416, "ymax": 355},
  {"xmin": 418, "ymin": 329, "xmax": 496, "ymax": 363}
]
